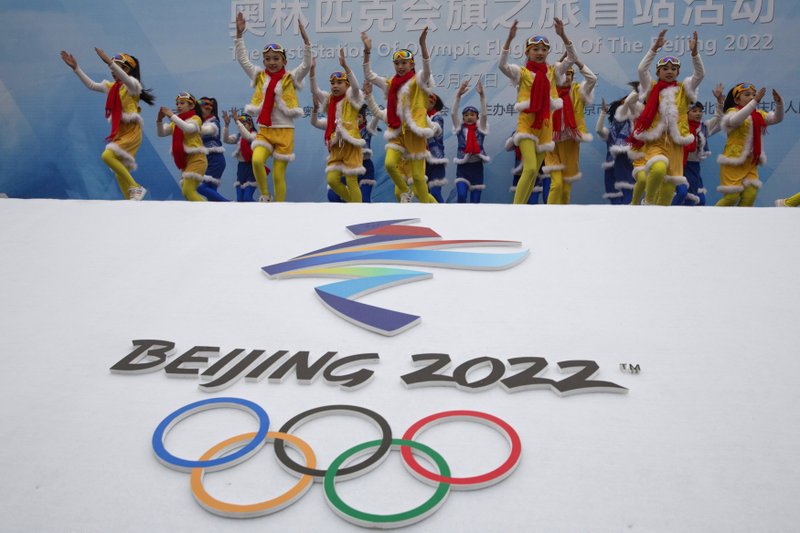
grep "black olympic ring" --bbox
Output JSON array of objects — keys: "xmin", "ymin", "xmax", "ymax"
[{"xmin": 273, "ymin": 404, "xmax": 393, "ymax": 481}]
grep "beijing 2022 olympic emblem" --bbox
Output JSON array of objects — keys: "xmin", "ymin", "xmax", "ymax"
[{"xmin": 262, "ymin": 219, "xmax": 528, "ymax": 336}]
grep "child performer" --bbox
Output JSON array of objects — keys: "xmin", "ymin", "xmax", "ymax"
[
  {"xmin": 234, "ymin": 12, "xmax": 311, "ymax": 202},
  {"xmin": 545, "ymin": 53, "xmax": 596, "ymax": 204},
  {"xmin": 716, "ymin": 83, "xmax": 783, "ymax": 206},
  {"xmin": 60, "ymin": 48, "xmax": 155, "ymax": 200},
  {"xmin": 632, "ymin": 30, "xmax": 704, "ymax": 206},
  {"xmin": 310, "ymin": 50, "xmax": 366, "ymax": 203},
  {"xmin": 506, "ymin": 132, "xmax": 548, "ymax": 204},
  {"xmin": 500, "ymin": 18, "xmax": 577, "ymax": 204},
  {"xmin": 452, "ymin": 79, "xmax": 490, "ymax": 203},
  {"xmin": 156, "ymin": 92, "xmax": 208, "ymax": 201},
  {"xmin": 198, "ymin": 97, "xmax": 229, "ymax": 201},
  {"xmin": 222, "ymin": 108, "xmax": 264, "ymax": 202},
  {"xmin": 596, "ymin": 89, "xmax": 639, "ymax": 205},
  {"xmin": 426, "ymin": 93, "xmax": 447, "ymax": 203},
  {"xmin": 362, "ymin": 27, "xmax": 438, "ymax": 203},
  {"xmin": 674, "ymin": 84, "xmax": 724, "ymax": 206}
]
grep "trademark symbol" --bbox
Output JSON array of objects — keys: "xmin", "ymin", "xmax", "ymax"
[{"xmin": 619, "ymin": 363, "xmax": 641, "ymax": 374}]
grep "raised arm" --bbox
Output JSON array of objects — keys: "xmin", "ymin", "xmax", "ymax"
[
  {"xmin": 452, "ymin": 79, "xmax": 468, "ymax": 130},
  {"xmin": 477, "ymin": 80, "xmax": 488, "ymax": 132},
  {"xmin": 62, "ymin": 51, "xmax": 107, "ymax": 93},
  {"xmin": 290, "ymin": 20, "xmax": 313, "ymax": 85},
  {"xmin": 723, "ymin": 97, "xmax": 760, "ymax": 130},
  {"xmin": 553, "ymin": 18, "xmax": 577, "ymax": 81},
  {"xmin": 95, "ymin": 47, "xmax": 142, "ymax": 97},
  {"xmin": 705, "ymin": 83, "xmax": 725, "ymax": 136},
  {"xmin": 361, "ymin": 31, "xmax": 387, "ymax": 92},
  {"xmin": 161, "ymin": 107, "xmax": 200, "ymax": 134},
  {"xmin": 340, "ymin": 48, "xmax": 363, "ymax": 107},
  {"xmin": 766, "ymin": 89, "xmax": 784, "ymax": 125},
  {"xmin": 596, "ymin": 98, "xmax": 609, "ymax": 140},
  {"xmin": 499, "ymin": 20, "xmax": 521, "ymax": 83},
  {"xmin": 577, "ymin": 62, "xmax": 597, "ymax": 103},
  {"xmin": 639, "ymin": 30, "xmax": 665, "ymax": 91},
  {"xmin": 156, "ymin": 108, "xmax": 171, "ymax": 137},
  {"xmin": 309, "ymin": 96, "xmax": 326, "ymax": 130},
  {"xmin": 234, "ymin": 12, "xmax": 259, "ymax": 81},
  {"xmin": 684, "ymin": 32, "xmax": 704, "ymax": 95},
  {"xmin": 309, "ymin": 57, "xmax": 329, "ymax": 106}
]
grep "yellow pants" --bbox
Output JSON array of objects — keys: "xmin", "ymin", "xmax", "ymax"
[
  {"xmin": 101, "ymin": 149, "xmax": 141, "ymax": 199},
  {"xmin": 785, "ymin": 192, "xmax": 800, "ymax": 207},
  {"xmin": 547, "ymin": 170, "xmax": 573, "ymax": 205},
  {"xmin": 327, "ymin": 171, "xmax": 362, "ymax": 203},
  {"xmin": 252, "ymin": 146, "xmax": 288, "ymax": 201},
  {"xmin": 716, "ymin": 186, "xmax": 758, "ymax": 207},
  {"xmin": 385, "ymin": 149, "xmax": 436, "ymax": 203},
  {"xmin": 513, "ymin": 139, "xmax": 546, "ymax": 204},
  {"xmin": 631, "ymin": 168, "xmax": 646, "ymax": 205}
]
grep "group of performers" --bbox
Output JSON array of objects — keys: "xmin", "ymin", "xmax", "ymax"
[{"xmin": 60, "ymin": 17, "xmax": 795, "ymax": 207}]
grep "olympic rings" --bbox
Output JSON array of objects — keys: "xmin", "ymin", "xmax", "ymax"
[
  {"xmin": 324, "ymin": 439, "xmax": 451, "ymax": 529},
  {"xmin": 152, "ymin": 397, "xmax": 269, "ymax": 473},
  {"xmin": 191, "ymin": 431, "xmax": 316, "ymax": 518},
  {"xmin": 274, "ymin": 404, "xmax": 392, "ymax": 482},
  {"xmin": 151, "ymin": 399, "xmax": 521, "ymax": 528},
  {"xmin": 400, "ymin": 410, "xmax": 522, "ymax": 490}
]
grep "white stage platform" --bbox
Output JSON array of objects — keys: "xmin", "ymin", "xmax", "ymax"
[{"xmin": 0, "ymin": 199, "xmax": 798, "ymax": 532}]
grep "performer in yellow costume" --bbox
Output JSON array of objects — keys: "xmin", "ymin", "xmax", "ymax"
[
  {"xmin": 545, "ymin": 53, "xmax": 596, "ymax": 205},
  {"xmin": 156, "ymin": 93, "xmax": 208, "ymax": 202},
  {"xmin": 631, "ymin": 30, "xmax": 704, "ymax": 206},
  {"xmin": 234, "ymin": 12, "xmax": 311, "ymax": 202},
  {"xmin": 716, "ymin": 83, "xmax": 784, "ymax": 207},
  {"xmin": 309, "ymin": 50, "xmax": 366, "ymax": 202},
  {"xmin": 362, "ymin": 27, "xmax": 438, "ymax": 203},
  {"xmin": 60, "ymin": 48, "xmax": 155, "ymax": 200},
  {"xmin": 499, "ymin": 18, "xmax": 577, "ymax": 205}
]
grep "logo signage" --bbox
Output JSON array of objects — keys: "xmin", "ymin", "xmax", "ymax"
[
  {"xmin": 262, "ymin": 219, "xmax": 528, "ymax": 336},
  {"xmin": 152, "ymin": 398, "xmax": 522, "ymax": 528}
]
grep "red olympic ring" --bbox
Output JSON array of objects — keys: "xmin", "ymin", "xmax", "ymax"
[{"xmin": 400, "ymin": 410, "xmax": 522, "ymax": 490}]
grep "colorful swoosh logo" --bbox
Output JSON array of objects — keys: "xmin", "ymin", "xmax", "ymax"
[{"xmin": 262, "ymin": 219, "xmax": 528, "ymax": 336}]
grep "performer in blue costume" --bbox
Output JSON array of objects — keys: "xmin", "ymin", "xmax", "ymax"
[
  {"xmin": 452, "ymin": 79, "xmax": 490, "ymax": 204},
  {"xmin": 198, "ymin": 97, "xmax": 229, "ymax": 201}
]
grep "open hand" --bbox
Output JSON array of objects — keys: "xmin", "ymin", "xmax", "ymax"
[{"xmin": 60, "ymin": 50, "xmax": 77, "ymax": 70}]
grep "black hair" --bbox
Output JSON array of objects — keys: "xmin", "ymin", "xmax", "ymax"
[
  {"xmin": 430, "ymin": 94, "xmax": 444, "ymax": 113},
  {"xmin": 359, "ymin": 104, "xmax": 368, "ymax": 116},
  {"xmin": 199, "ymin": 96, "xmax": 219, "ymax": 121},
  {"xmin": 690, "ymin": 101, "xmax": 704, "ymax": 112},
  {"xmin": 607, "ymin": 98, "xmax": 625, "ymax": 124},
  {"xmin": 127, "ymin": 55, "xmax": 156, "ymax": 106},
  {"xmin": 723, "ymin": 86, "xmax": 740, "ymax": 112},
  {"xmin": 607, "ymin": 83, "xmax": 640, "ymax": 124}
]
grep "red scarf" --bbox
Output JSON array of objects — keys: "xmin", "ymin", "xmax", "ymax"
[
  {"xmin": 746, "ymin": 107, "xmax": 767, "ymax": 165},
  {"xmin": 633, "ymin": 81, "xmax": 676, "ymax": 137},
  {"xmin": 324, "ymin": 94, "xmax": 346, "ymax": 146},
  {"xmin": 171, "ymin": 110, "xmax": 196, "ymax": 170},
  {"xmin": 386, "ymin": 69, "xmax": 416, "ymax": 129},
  {"xmin": 553, "ymin": 85, "xmax": 577, "ymax": 134},
  {"xmin": 683, "ymin": 119, "xmax": 701, "ymax": 165},
  {"xmin": 104, "ymin": 81, "xmax": 123, "ymax": 142},
  {"xmin": 524, "ymin": 61, "xmax": 550, "ymax": 129},
  {"xmin": 256, "ymin": 68, "xmax": 286, "ymax": 127},
  {"xmin": 239, "ymin": 137, "xmax": 253, "ymax": 163},
  {"xmin": 464, "ymin": 123, "xmax": 480, "ymax": 154}
]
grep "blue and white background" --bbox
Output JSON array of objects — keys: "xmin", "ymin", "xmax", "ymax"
[{"xmin": 0, "ymin": 0, "xmax": 797, "ymax": 205}]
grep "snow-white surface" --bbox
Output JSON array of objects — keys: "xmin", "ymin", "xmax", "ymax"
[{"xmin": 0, "ymin": 199, "xmax": 798, "ymax": 532}]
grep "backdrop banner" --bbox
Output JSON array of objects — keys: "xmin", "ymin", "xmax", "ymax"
[{"xmin": 1, "ymin": 0, "xmax": 797, "ymax": 205}]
